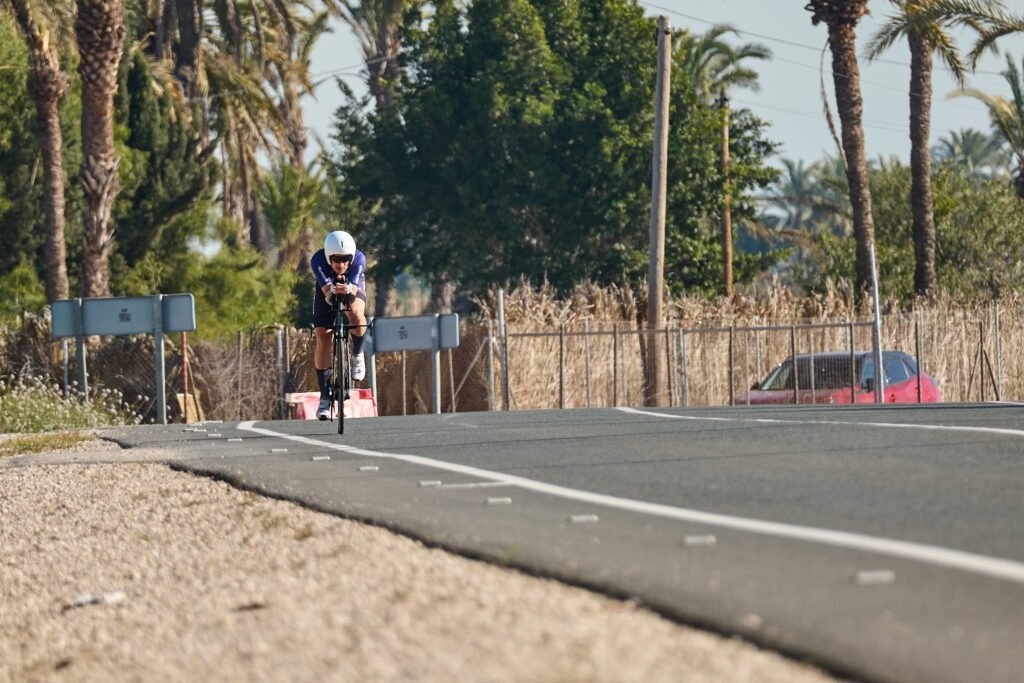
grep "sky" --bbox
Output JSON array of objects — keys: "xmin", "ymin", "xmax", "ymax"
[{"xmin": 305, "ymin": 0, "xmax": 1024, "ymax": 166}]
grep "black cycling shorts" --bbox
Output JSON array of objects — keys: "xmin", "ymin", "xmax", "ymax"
[{"xmin": 312, "ymin": 288, "xmax": 367, "ymax": 329}]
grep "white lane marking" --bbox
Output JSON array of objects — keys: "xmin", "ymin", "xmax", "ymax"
[
  {"xmin": 683, "ymin": 535, "xmax": 717, "ymax": 547},
  {"xmin": 854, "ymin": 570, "xmax": 896, "ymax": 586},
  {"xmin": 236, "ymin": 421, "xmax": 1024, "ymax": 585},
  {"xmin": 439, "ymin": 481, "xmax": 513, "ymax": 490},
  {"xmin": 570, "ymin": 514, "xmax": 600, "ymax": 524},
  {"xmin": 616, "ymin": 406, "xmax": 1024, "ymax": 439}
]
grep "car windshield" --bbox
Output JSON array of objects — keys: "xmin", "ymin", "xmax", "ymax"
[{"xmin": 759, "ymin": 356, "xmax": 863, "ymax": 391}]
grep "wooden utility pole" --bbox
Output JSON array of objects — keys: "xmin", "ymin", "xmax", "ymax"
[
  {"xmin": 720, "ymin": 90, "xmax": 733, "ymax": 297},
  {"xmin": 646, "ymin": 16, "xmax": 671, "ymax": 407}
]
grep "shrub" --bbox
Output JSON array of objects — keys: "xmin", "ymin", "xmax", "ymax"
[{"xmin": 0, "ymin": 376, "xmax": 144, "ymax": 433}]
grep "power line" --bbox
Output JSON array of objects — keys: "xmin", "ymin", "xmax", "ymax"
[
  {"xmin": 641, "ymin": 1, "xmax": 1009, "ymax": 77},
  {"xmin": 312, "ymin": 53, "xmax": 392, "ymax": 79},
  {"xmin": 731, "ymin": 98, "xmax": 909, "ymax": 136},
  {"xmin": 769, "ymin": 54, "xmax": 987, "ymax": 114}
]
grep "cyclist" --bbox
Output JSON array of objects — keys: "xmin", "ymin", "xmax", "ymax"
[{"xmin": 311, "ymin": 230, "xmax": 368, "ymax": 420}]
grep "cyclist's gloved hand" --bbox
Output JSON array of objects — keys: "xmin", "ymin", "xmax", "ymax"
[{"xmin": 332, "ymin": 281, "xmax": 357, "ymax": 306}]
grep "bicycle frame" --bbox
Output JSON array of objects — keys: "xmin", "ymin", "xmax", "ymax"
[{"xmin": 328, "ymin": 298, "xmax": 352, "ymax": 434}]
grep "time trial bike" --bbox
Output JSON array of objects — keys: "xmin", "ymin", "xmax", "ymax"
[{"xmin": 326, "ymin": 277, "xmax": 370, "ymax": 434}]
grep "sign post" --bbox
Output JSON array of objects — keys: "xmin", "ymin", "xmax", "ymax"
[
  {"xmin": 372, "ymin": 314, "xmax": 459, "ymax": 414},
  {"xmin": 51, "ymin": 294, "xmax": 196, "ymax": 424}
]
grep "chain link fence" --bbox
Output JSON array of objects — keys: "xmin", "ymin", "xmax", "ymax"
[
  {"xmin": 2, "ymin": 303, "xmax": 1020, "ymax": 424},
  {"xmin": 496, "ymin": 303, "xmax": 1024, "ymax": 409}
]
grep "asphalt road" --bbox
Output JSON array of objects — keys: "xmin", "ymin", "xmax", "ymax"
[{"xmin": 104, "ymin": 403, "xmax": 1024, "ymax": 683}]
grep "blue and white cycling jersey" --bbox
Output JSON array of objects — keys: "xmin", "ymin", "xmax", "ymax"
[
  {"xmin": 311, "ymin": 248, "xmax": 367, "ymax": 327},
  {"xmin": 311, "ymin": 248, "xmax": 366, "ymax": 293}
]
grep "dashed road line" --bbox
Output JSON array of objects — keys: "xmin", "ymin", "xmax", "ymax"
[{"xmin": 237, "ymin": 420, "xmax": 1024, "ymax": 585}]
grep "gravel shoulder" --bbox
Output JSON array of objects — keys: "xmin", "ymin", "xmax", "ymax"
[{"xmin": 0, "ymin": 434, "xmax": 840, "ymax": 683}]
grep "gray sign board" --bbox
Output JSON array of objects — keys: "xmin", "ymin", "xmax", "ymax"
[
  {"xmin": 50, "ymin": 294, "xmax": 196, "ymax": 426},
  {"xmin": 52, "ymin": 294, "xmax": 195, "ymax": 338},
  {"xmin": 373, "ymin": 314, "xmax": 459, "ymax": 353}
]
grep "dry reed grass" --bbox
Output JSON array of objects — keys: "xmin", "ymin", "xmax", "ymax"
[
  {"xmin": 476, "ymin": 282, "xmax": 1024, "ymax": 409},
  {"xmin": 3, "ymin": 284, "xmax": 1021, "ymax": 422}
]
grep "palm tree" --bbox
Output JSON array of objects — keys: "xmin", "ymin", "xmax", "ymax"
[
  {"xmin": 949, "ymin": 0, "xmax": 1023, "ymax": 62},
  {"xmin": 957, "ymin": 54, "xmax": 1024, "ymax": 198},
  {"xmin": 266, "ymin": 6, "xmax": 333, "ymax": 272},
  {"xmin": 805, "ymin": 0, "xmax": 876, "ymax": 299},
  {"xmin": 75, "ymin": 0, "xmax": 126, "ymax": 298},
  {"xmin": 867, "ymin": 0, "xmax": 1000, "ymax": 300},
  {"xmin": 3, "ymin": 0, "xmax": 72, "ymax": 302},
  {"xmin": 674, "ymin": 24, "xmax": 771, "ymax": 103},
  {"xmin": 259, "ymin": 159, "xmax": 325, "ymax": 269},
  {"xmin": 932, "ymin": 127, "xmax": 1010, "ymax": 176},
  {"xmin": 334, "ymin": 0, "xmax": 408, "ymax": 111},
  {"xmin": 767, "ymin": 158, "xmax": 820, "ymax": 231}
]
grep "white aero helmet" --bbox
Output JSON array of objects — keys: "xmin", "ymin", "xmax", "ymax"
[{"xmin": 324, "ymin": 230, "xmax": 356, "ymax": 259}]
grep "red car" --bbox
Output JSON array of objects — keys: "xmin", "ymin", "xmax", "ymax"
[{"xmin": 735, "ymin": 350, "xmax": 942, "ymax": 405}]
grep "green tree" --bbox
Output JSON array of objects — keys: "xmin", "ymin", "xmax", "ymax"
[
  {"xmin": 108, "ymin": 47, "xmax": 219, "ymax": 294},
  {"xmin": 0, "ymin": 261, "xmax": 46, "ymax": 328},
  {"xmin": 331, "ymin": 0, "xmax": 779, "ymax": 300},
  {"xmin": 185, "ymin": 245, "xmax": 300, "ymax": 339},
  {"xmin": 797, "ymin": 162, "xmax": 1024, "ymax": 300},
  {"xmin": 0, "ymin": 17, "xmax": 43, "ymax": 274}
]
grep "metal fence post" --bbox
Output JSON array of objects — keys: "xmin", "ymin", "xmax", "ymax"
[
  {"xmin": 559, "ymin": 324, "xmax": 565, "ymax": 409},
  {"xmin": 183, "ymin": 332, "xmax": 190, "ymax": 423},
  {"xmin": 613, "ymin": 324, "xmax": 619, "ymax": 408},
  {"xmin": 869, "ymin": 243, "xmax": 884, "ymax": 404},
  {"xmin": 915, "ymin": 313, "xmax": 922, "ymax": 403},
  {"xmin": 448, "ymin": 347, "xmax": 456, "ymax": 413},
  {"xmin": 237, "ymin": 330, "xmax": 243, "ymax": 420},
  {"xmin": 74, "ymin": 299, "xmax": 88, "ymax": 400},
  {"xmin": 623, "ymin": 328, "xmax": 630, "ymax": 406},
  {"xmin": 584, "ymin": 319, "xmax": 592, "ymax": 408},
  {"xmin": 487, "ymin": 319, "xmax": 495, "ymax": 411},
  {"xmin": 790, "ymin": 324, "xmax": 798, "ymax": 405},
  {"xmin": 743, "ymin": 328, "xmax": 749, "ymax": 406},
  {"xmin": 755, "ymin": 324, "xmax": 762, "ymax": 384},
  {"xmin": 284, "ymin": 326, "xmax": 291, "ymax": 389},
  {"xmin": 979, "ymin": 321, "xmax": 986, "ymax": 402},
  {"xmin": 498, "ymin": 288, "xmax": 510, "ymax": 411},
  {"xmin": 153, "ymin": 296, "xmax": 167, "ymax": 425},
  {"xmin": 848, "ymin": 321, "xmax": 856, "ymax": 404},
  {"xmin": 995, "ymin": 303, "xmax": 1002, "ymax": 401},
  {"xmin": 680, "ymin": 329, "xmax": 689, "ymax": 408},
  {"xmin": 808, "ymin": 327, "xmax": 816, "ymax": 401},
  {"xmin": 276, "ymin": 325, "xmax": 285, "ymax": 420},
  {"xmin": 62, "ymin": 339, "xmax": 69, "ymax": 398},
  {"xmin": 728, "ymin": 326, "xmax": 735, "ymax": 406},
  {"xmin": 665, "ymin": 326, "xmax": 674, "ymax": 407}
]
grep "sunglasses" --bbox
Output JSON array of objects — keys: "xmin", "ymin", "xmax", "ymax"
[{"xmin": 329, "ymin": 254, "xmax": 353, "ymax": 264}]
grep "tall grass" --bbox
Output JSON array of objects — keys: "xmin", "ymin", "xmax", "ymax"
[
  {"xmin": 475, "ymin": 281, "xmax": 1024, "ymax": 409},
  {"xmin": 2, "ymin": 283, "xmax": 1020, "ymax": 421}
]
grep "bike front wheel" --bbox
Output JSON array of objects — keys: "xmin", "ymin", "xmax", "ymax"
[{"xmin": 332, "ymin": 329, "xmax": 348, "ymax": 434}]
